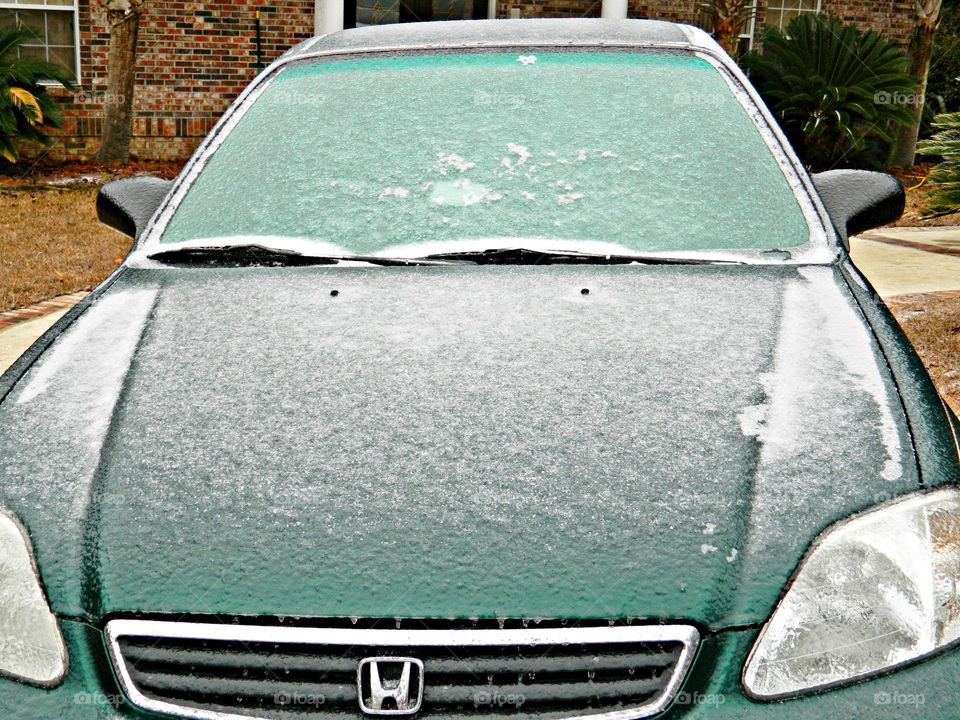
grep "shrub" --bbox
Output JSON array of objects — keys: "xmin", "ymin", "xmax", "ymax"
[
  {"xmin": 925, "ymin": 1, "xmax": 960, "ymax": 119},
  {"xmin": 743, "ymin": 14, "xmax": 917, "ymax": 170},
  {"xmin": 917, "ymin": 112, "xmax": 960, "ymax": 218},
  {"xmin": 0, "ymin": 27, "xmax": 75, "ymax": 163}
]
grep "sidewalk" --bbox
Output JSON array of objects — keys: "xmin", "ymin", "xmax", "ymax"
[
  {"xmin": 851, "ymin": 227, "xmax": 960, "ymax": 297},
  {"xmin": 0, "ymin": 293, "xmax": 87, "ymax": 375}
]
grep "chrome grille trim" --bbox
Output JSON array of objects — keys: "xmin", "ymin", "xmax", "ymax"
[{"xmin": 105, "ymin": 619, "xmax": 700, "ymax": 720}]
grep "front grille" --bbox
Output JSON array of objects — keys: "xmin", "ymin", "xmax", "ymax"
[{"xmin": 106, "ymin": 619, "xmax": 699, "ymax": 720}]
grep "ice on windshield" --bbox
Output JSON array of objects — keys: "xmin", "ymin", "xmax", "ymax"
[{"xmin": 160, "ymin": 52, "xmax": 810, "ymax": 254}]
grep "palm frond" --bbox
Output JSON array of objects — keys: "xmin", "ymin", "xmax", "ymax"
[
  {"xmin": 743, "ymin": 14, "xmax": 916, "ymax": 169},
  {"xmin": 918, "ymin": 112, "xmax": 960, "ymax": 216},
  {"xmin": 0, "ymin": 26, "xmax": 74, "ymax": 162}
]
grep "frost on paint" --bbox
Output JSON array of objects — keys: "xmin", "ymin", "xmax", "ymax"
[
  {"xmin": 0, "ymin": 285, "xmax": 156, "ymax": 617},
  {"xmin": 0, "ymin": 267, "xmax": 919, "ymax": 623},
  {"xmin": 737, "ymin": 268, "xmax": 903, "ymax": 482},
  {"xmin": 727, "ymin": 267, "xmax": 915, "ymax": 624}
]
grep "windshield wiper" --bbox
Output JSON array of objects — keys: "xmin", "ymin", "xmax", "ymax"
[
  {"xmin": 420, "ymin": 247, "xmax": 740, "ymax": 265},
  {"xmin": 148, "ymin": 244, "xmax": 446, "ymax": 267}
]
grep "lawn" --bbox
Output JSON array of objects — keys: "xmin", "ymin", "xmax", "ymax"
[
  {"xmin": 0, "ymin": 161, "xmax": 180, "ymax": 313},
  {"xmin": 0, "ymin": 185, "xmax": 130, "ymax": 312}
]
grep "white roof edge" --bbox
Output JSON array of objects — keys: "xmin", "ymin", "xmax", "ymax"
[{"xmin": 677, "ymin": 24, "xmax": 726, "ymax": 55}]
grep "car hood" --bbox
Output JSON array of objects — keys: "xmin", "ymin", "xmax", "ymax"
[{"xmin": 0, "ymin": 263, "xmax": 918, "ymax": 629}]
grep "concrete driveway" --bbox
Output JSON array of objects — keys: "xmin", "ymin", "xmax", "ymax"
[
  {"xmin": 851, "ymin": 227, "xmax": 960, "ymax": 297},
  {"xmin": 1, "ymin": 227, "xmax": 960, "ymax": 376},
  {"xmin": 0, "ymin": 311, "xmax": 70, "ymax": 375}
]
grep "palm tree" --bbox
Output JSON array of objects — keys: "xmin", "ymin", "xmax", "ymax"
[
  {"xmin": 697, "ymin": 0, "xmax": 756, "ymax": 57},
  {"xmin": 0, "ymin": 27, "xmax": 74, "ymax": 163},
  {"xmin": 890, "ymin": 0, "xmax": 943, "ymax": 168},
  {"xmin": 744, "ymin": 14, "xmax": 917, "ymax": 170},
  {"xmin": 917, "ymin": 112, "xmax": 960, "ymax": 218},
  {"xmin": 98, "ymin": 0, "xmax": 147, "ymax": 163}
]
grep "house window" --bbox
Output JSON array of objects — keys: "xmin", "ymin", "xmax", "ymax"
[
  {"xmin": 0, "ymin": 1, "xmax": 79, "ymax": 80},
  {"xmin": 766, "ymin": 0, "xmax": 821, "ymax": 31},
  {"xmin": 737, "ymin": 3, "xmax": 758, "ymax": 58}
]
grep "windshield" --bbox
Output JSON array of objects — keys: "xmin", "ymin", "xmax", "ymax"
[{"xmin": 159, "ymin": 51, "xmax": 812, "ymax": 256}]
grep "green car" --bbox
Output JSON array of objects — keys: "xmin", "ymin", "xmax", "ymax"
[{"xmin": 3, "ymin": 18, "xmax": 960, "ymax": 720}]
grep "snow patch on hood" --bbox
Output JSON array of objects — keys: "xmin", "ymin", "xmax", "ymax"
[
  {"xmin": 17, "ymin": 290, "xmax": 155, "ymax": 408},
  {"xmin": 738, "ymin": 267, "xmax": 902, "ymax": 481}
]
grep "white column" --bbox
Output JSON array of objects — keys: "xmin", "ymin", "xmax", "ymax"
[
  {"xmin": 600, "ymin": 0, "xmax": 627, "ymax": 19},
  {"xmin": 487, "ymin": 0, "xmax": 497, "ymax": 19},
  {"xmin": 316, "ymin": 0, "xmax": 344, "ymax": 35}
]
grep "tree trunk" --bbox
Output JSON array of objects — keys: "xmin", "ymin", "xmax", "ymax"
[
  {"xmin": 97, "ymin": 1, "xmax": 143, "ymax": 164},
  {"xmin": 890, "ymin": 2, "xmax": 941, "ymax": 168},
  {"xmin": 702, "ymin": 0, "xmax": 755, "ymax": 58}
]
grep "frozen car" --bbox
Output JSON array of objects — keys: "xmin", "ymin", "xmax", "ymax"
[{"xmin": 2, "ymin": 17, "xmax": 960, "ymax": 720}]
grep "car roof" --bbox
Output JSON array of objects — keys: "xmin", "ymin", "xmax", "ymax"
[{"xmin": 283, "ymin": 18, "xmax": 719, "ymax": 60}]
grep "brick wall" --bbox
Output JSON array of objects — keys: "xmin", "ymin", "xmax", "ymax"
[
  {"xmin": 493, "ymin": 0, "xmax": 914, "ymax": 48},
  {"xmin": 46, "ymin": 0, "xmax": 914, "ymax": 162},
  {"xmin": 821, "ymin": 0, "xmax": 915, "ymax": 49},
  {"xmin": 48, "ymin": 1, "xmax": 314, "ymax": 161}
]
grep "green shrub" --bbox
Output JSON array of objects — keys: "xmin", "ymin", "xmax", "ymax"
[
  {"xmin": 743, "ymin": 14, "xmax": 916, "ymax": 170},
  {"xmin": 0, "ymin": 27, "xmax": 74, "ymax": 163},
  {"xmin": 925, "ymin": 1, "xmax": 960, "ymax": 120},
  {"xmin": 917, "ymin": 112, "xmax": 960, "ymax": 218}
]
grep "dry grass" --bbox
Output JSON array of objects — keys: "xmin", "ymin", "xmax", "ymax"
[
  {"xmin": 0, "ymin": 185, "xmax": 131, "ymax": 312},
  {"xmin": 888, "ymin": 293, "xmax": 960, "ymax": 416}
]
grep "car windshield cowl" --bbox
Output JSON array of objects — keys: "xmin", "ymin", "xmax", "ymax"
[
  {"xmin": 146, "ymin": 243, "xmax": 748, "ymax": 268},
  {"xmin": 421, "ymin": 247, "xmax": 745, "ymax": 265},
  {"xmin": 146, "ymin": 244, "xmax": 454, "ymax": 267}
]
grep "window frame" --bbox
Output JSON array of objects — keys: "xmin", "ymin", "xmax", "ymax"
[
  {"xmin": 765, "ymin": 0, "xmax": 822, "ymax": 32},
  {"xmin": 738, "ymin": 2, "xmax": 758, "ymax": 56},
  {"xmin": 0, "ymin": 0, "xmax": 81, "ymax": 84}
]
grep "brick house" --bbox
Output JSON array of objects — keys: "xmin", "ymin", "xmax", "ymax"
[{"xmin": 0, "ymin": 0, "xmax": 915, "ymax": 161}]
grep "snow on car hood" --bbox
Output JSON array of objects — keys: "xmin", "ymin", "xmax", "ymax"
[{"xmin": 0, "ymin": 263, "xmax": 918, "ymax": 628}]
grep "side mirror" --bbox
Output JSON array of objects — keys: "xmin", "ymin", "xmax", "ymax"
[
  {"xmin": 96, "ymin": 176, "xmax": 174, "ymax": 241},
  {"xmin": 811, "ymin": 170, "xmax": 905, "ymax": 248}
]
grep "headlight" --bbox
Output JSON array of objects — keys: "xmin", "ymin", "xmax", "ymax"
[
  {"xmin": 0, "ymin": 509, "xmax": 67, "ymax": 686},
  {"xmin": 743, "ymin": 488, "xmax": 960, "ymax": 700}
]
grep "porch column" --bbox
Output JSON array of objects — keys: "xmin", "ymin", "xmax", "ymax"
[
  {"xmin": 600, "ymin": 0, "xmax": 627, "ymax": 19},
  {"xmin": 316, "ymin": 0, "xmax": 344, "ymax": 34}
]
